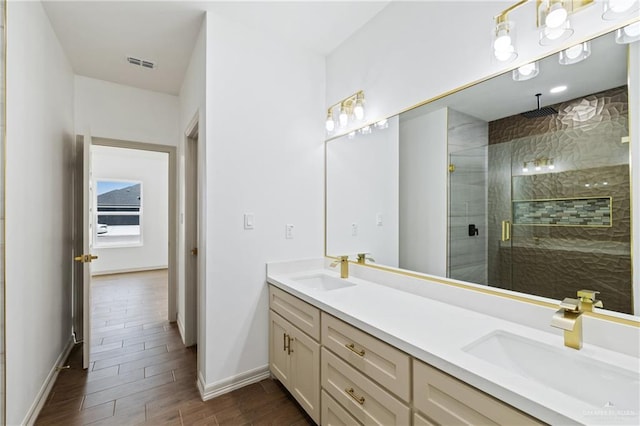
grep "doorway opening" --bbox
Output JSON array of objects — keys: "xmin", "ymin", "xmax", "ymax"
[
  {"xmin": 73, "ymin": 137, "xmax": 178, "ymax": 368},
  {"xmin": 181, "ymin": 117, "xmax": 199, "ymax": 348}
]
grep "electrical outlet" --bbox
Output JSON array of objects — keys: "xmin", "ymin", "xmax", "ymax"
[
  {"xmin": 351, "ymin": 223, "xmax": 358, "ymax": 236},
  {"xmin": 286, "ymin": 224, "xmax": 294, "ymax": 239}
]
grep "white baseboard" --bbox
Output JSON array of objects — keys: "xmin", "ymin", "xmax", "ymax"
[
  {"xmin": 91, "ymin": 265, "xmax": 168, "ymax": 276},
  {"xmin": 198, "ymin": 365, "xmax": 271, "ymax": 401},
  {"xmin": 23, "ymin": 336, "xmax": 76, "ymax": 426},
  {"xmin": 177, "ymin": 314, "xmax": 186, "ymax": 345}
]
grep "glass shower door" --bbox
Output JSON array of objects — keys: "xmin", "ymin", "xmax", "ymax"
[{"xmin": 448, "ymin": 145, "xmax": 489, "ymax": 285}]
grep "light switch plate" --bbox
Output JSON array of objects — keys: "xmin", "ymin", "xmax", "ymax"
[{"xmin": 244, "ymin": 213, "xmax": 254, "ymax": 230}]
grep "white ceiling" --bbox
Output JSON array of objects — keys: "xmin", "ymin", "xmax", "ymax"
[{"xmin": 42, "ymin": 1, "xmax": 391, "ymax": 95}]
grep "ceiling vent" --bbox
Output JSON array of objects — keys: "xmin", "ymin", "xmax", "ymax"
[{"xmin": 126, "ymin": 56, "xmax": 156, "ymax": 70}]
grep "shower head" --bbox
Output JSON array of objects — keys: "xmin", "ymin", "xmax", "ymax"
[{"xmin": 521, "ymin": 93, "xmax": 557, "ymax": 118}]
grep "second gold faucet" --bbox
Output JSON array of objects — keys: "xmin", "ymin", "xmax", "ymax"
[{"xmin": 330, "ymin": 255, "xmax": 349, "ymax": 278}]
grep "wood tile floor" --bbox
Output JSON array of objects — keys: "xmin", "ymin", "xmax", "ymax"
[{"xmin": 36, "ymin": 270, "xmax": 314, "ymax": 426}]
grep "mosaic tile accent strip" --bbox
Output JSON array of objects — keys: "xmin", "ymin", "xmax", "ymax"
[{"xmin": 513, "ymin": 197, "xmax": 611, "ymax": 226}]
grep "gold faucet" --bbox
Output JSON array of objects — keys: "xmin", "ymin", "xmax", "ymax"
[
  {"xmin": 577, "ymin": 289, "xmax": 603, "ymax": 312},
  {"xmin": 356, "ymin": 253, "xmax": 375, "ymax": 265},
  {"xmin": 330, "ymin": 256, "xmax": 349, "ymax": 278},
  {"xmin": 551, "ymin": 297, "xmax": 583, "ymax": 350}
]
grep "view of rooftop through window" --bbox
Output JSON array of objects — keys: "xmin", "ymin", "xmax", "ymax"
[{"xmin": 95, "ymin": 180, "xmax": 142, "ymax": 247}]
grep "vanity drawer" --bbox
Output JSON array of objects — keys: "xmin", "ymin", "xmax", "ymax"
[
  {"xmin": 413, "ymin": 360, "xmax": 543, "ymax": 426},
  {"xmin": 321, "ymin": 313, "xmax": 410, "ymax": 402},
  {"xmin": 321, "ymin": 347, "xmax": 410, "ymax": 426},
  {"xmin": 321, "ymin": 390, "xmax": 362, "ymax": 426},
  {"xmin": 414, "ymin": 411, "xmax": 438, "ymax": 426},
  {"xmin": 269, "ymin": 285, "xmax": 320, "ymax": 340}
]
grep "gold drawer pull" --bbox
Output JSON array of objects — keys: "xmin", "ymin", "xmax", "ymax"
[
  {"xmin": 345, "ymin": 343, "xmax": 365, "ymax": 357},
  {"xmin": 345, "ymin": 387, "xmax": 365, "ymax": 405}
]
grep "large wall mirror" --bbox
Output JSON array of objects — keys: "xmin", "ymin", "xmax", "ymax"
[{"xmin": 326, "ymin": 28, "xmax": 638, "ymax": 318}]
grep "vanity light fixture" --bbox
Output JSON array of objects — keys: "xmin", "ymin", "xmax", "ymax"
[
  {"xmin": 615, "ymin": 21, "xmax": 640, "ymax": 43},
  {"xmin": 491, "ymin": 1, "xmax": 594, "ymax": 61},
  {"xmin": 559, "ymin": 41, "xmax": 591, "ymax": 64},
  {"xmin": 339, "ymin": 104, "xmax": 349, "ymax": 128},
  {"xmin": 353, "ymin": 92, "xmax": 365, "ymax": 120},
  {"xmin": 538, "ymin": 0, "xmax": 575, "ymax": 45},
  {"xmin": 602, "ymin": 0, "xmax": 640, "ymax": 20},
  {"xmin": 522, "ymin": 157, "xmax": 556, "ymax": 173},
  {"xmin": 325, "ymin": 110, "xmax": 335, "ymax": 132},
  {"xmin": 492, "ymin": 1, "xmax": 524, "ymax": 63},
  {"xmin": 325, "ymin": 90, "xmax": 366, "ymax": 134},
  {"xmin": 512, "ymin": 62, "xmax": 540, "ymax": 81}
]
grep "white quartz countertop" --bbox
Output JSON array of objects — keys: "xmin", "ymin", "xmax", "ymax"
[{"xmin": 267, "ymin": 260, "xmax": 640, "ymax": 426}]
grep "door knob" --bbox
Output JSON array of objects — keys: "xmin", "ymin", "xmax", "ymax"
[
  {"xmin": 191, "ymin": 248, "xmax": 198, "ymax": 256},
  {"xmin": 74, "ymin": 254, "xmax": 98, "ymax": 263}
]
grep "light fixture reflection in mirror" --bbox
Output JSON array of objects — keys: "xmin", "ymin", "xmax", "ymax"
[
  {"xmin": 559, "ymin": 41, "xmax": 591, "ymax": 64},
  {"xmin": 326, "ymin": 30, "xmax": 636, "ymax": 317},
  {"xmin": 512, "ymin": 62, "xmax": 540, "ymax": 81},
  {"xmin": 602, "ymin": 0, "xmax": 640, "ymax": 20},
  {"xmin": 615, "ymin": 21, "xmax": 640, "ymax": 43}
]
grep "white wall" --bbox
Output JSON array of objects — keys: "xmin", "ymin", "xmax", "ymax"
[
  {"xmin": 5, "ymin": 1, "xmax": 75, "ymax": 424},
  {"xmin": 91, "ymin": 146, "xmax": 169, "ymax": 275},
  {"xmin": 399, "ymin": 108, "xmax": 448, "ymax": 276},
  {"xmin": 200, "ymin": 12, "xmax": 325, "ymax": 394},
  {"xmin": 75, "ymin": 75, "xmax": 179, "ymax": 147},
  {"xmin": 326, "ymin": 117, "xmax": 399, "ymax": 267}
]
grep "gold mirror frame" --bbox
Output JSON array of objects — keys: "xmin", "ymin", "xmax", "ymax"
[{"xmin": 324, "ymin": 19, "xmax": 640, "ymax": 327}]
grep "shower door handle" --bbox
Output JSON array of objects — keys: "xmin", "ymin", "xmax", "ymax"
[{"xmin": 501, "ymin": 220, "xmax": 511, "ymax": 242}]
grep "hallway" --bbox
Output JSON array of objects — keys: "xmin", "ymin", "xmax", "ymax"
[{"xmin": 35, "ymin": 271, "xmax": 312, "ymax": 425}]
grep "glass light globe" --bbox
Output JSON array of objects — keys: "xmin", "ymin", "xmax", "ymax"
[
  {"xmin": 624, "ymin": 22, "xmax": 640, "ymax": 37},
  {"xmin": 494, "ymin": 45, "xmax": 515, "ymax": 61},
  {"xmin": 611, "ymin": 0, "xmax": 636, "ymax": 11},
  {"xmin": 545, "ymin": 3, "xmax": 568, "ymax": 28},
  {"xmin": 519, "ymin": 63, "xmax": 536, "ymax": 75},
  {"xmin": 493, "ymin": 32, "xmax": 512, "ymax": 51},
  {"xmin": 325, "ymin": 117, "xmax": 335, "ymax": 132},
  {"xmin": 339, "ymin": 110, "xmax": 348, "ymax": 128},
  {"xmin": 353, "ymin": 102, "xmax": 364, "ymax": 120}
]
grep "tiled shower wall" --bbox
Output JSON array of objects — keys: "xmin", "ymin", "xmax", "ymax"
[
  {"xmin": 448, "ymin": 109, "xmax": 488, "ymax": 284},
  {"xmin": 488, "ymin": 86, "xmax": 632, "ymax": 314}
]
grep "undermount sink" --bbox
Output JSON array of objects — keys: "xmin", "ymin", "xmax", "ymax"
[
  {"xmin": 463, "ymin": 330, "xmax": 640, "ymax": 411},
  {"xmin": 289, "ymin": 273, "xmax": 356, "ymax": 291}
]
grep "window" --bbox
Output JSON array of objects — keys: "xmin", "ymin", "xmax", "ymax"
[{"xmin": 94, "ymin": 180, "xmax": 142, "ymax": 248}]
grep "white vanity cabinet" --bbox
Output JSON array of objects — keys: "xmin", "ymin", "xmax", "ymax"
[
  {"xmin": 413, "ymin": 360, "xmax": 543, "ymax": 426},
  {"xmin": 321, "ymin": 313, "xmax": 410, "ymax": 401},
  {"xmin": 268, "ymin": 286, "xmax": 320, "ymax": 423},
  {"xmin": 268, "ymin": 283, "xmax": 545, "ymax": 426},
  {"xmin": 320, "ymin": 312, "xmax": 411, "ymax": 425}
]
